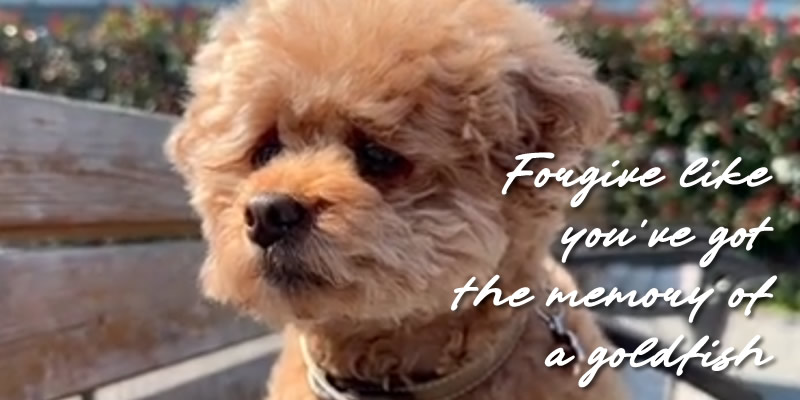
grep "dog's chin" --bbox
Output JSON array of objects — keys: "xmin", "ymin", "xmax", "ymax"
[
  {"xmin": 251, "ymin": 242, "xmax": 431, "ymax": 324},
  {"xmin": 261, "ymin": 244, "xmax": 327, "ymax": 294}
]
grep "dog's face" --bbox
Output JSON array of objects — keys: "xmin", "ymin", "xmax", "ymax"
[{"xmin": 166, "ymin": 0, "xmax": 616, "ymax": 325}]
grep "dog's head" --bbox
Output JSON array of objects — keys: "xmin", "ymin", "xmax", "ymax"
[{"xmin": 166, "ymin": 0, "xmax": 617, "ymax": 325}]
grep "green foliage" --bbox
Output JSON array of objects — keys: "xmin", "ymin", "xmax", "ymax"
[
  {"xmin": 564, "ymin": 1, "xmax": 800, "ymax": 310},
  {"xmin": 566, "ymin": 2, "xmax": 800, "ymax": 262},
  {"xmin": 0, "ymin": 1, "xmax": 798, "ymax": 307},
  {"xmin": 0, "ymin": 5, "xmax": 208, "ymax": 113}
]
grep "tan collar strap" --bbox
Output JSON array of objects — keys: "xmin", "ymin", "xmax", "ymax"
[{"xmin": 300, "ymin": 313, "xmax": 528, "ymax": 400}]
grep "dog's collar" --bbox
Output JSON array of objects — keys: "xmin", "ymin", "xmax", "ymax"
[{"xmin": 300, "ymin": 313, "xmax": 528, "ymax": 400}]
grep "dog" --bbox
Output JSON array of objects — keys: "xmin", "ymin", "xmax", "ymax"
[{"xmin": 165, "ymin": 0, "xmax": 628, "ymax": 398}]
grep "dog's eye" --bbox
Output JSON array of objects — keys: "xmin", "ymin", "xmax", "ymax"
[
  {"xmin": 251, "ymin": 128, "xmax": 283, "ymax": 168},
  {"xmin": 355, "ymin": 141, "xmax": 410, "ymax": 179}
]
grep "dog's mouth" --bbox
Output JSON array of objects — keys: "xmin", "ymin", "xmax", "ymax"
[{"xmin": 261, "ymin": 243, "xmax": 327, "ymax": 292}]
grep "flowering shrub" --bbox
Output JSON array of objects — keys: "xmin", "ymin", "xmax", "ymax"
[
  {"xmin": 0, "ymin": 5, "xmax": 208, "ymax": 113},
  {"xmin": 1, "ymin": 1, "xmax": 798, "ymax": 307},
  {"xmin": 566, "ymin": 1, "xmax": 800, "ymax": 262},
  {"xmin": 565, "ymin": 0, "xmax": 800, "ymax": 309}
]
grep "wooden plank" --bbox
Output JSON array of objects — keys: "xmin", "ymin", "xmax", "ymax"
[
  {"xmin": 93, "ymin": 335, "xmax": 281, "ymax": 400},
  {"xmin": 140, "ymin": 353, "xmax": 278, "ymax": 400},
  {"xmin": 0, "ymin": 88, "xmax": 196, "ymax": 240},
  {"xmin": 0, "ymin": 241, "xmax": 266, "ymax": 400}
]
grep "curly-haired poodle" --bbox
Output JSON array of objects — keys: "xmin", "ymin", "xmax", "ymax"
[{"xmin": 165, "ymin": 0, "xmax": 628, "ymax": 398}]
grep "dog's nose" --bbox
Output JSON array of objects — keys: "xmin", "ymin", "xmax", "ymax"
[{"xmin": 245, "ymin": 193, "xmax": 309, "ymax": 248}]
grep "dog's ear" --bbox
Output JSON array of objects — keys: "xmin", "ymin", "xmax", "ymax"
[
  {"xmin": 164, "ymin": 5, "xmax": 248, "ymax": 181},
  {"xmin": 492, "ymin": 52, "xmax": 619, "ymax": 174},
  {"xmin": 164, "ymin": 120, "xmax": 195, "ymax": 179}
]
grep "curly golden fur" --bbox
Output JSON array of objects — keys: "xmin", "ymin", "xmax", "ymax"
[{"xmin": 165, "ymin": 0, "xmax": 628, "ymax": 398}]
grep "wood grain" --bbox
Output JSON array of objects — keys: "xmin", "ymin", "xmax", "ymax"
[
  {"xmin": 0, "ymin": 241, "xmax": 266, "ymax": 400},
  {"xmin": 0, "ymin": 88, "xmax": 196, "ymax": 240}
]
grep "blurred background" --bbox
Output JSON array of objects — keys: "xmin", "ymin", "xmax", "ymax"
[{"xmin": 0, "ymin": 1, "xmax": 798, "ymax": 400}]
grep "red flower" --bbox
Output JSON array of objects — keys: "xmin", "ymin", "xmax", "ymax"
[
  {"xmin": 771, "ymin": 52, "xmax": 790, "ymax": 77},
  {"xmin": 749, "ymin": 0, "xmax": 767, "ymax": 21},
  {"xmin": 691, "ymin": 5, "xmax": 704, "ymax": 19},
  {"xmin": 745, "ymin": 186, "xmax": 785, "ymax": 218},
  {"xmin": 763, "ymin": 103, "xmax": 784, "ymax": 128},
  {"xmin": 762, "ymin": 185, "xmax": 784, "ymax": 200},
  {"xmin": 641, "ymin": 42, "xmax": 671, "ymax": 63},
  {"xmin": 733, "ymin": 93, "xmax": 751, "ymax": 109},
  {"xmin": 672, "ymin": 73, "xmax": 688, "ymax": 89},
  {"xmin": 655, "ymin": 47, "xmax": 672, "ymax": 63},
  {"xmin": 181, "ymin": 7, "xmax": 198, "ymax": 22},
  {"xmin": 622, "ymin": 91, "xmax": 642, "ymax": 113},
  {"xmin": 47, "ymin": 15, "xmax": 64, "ymax": 36},
  {"xmin": 746, "ymin": 197, "xmax": 774, "ymax": 219},
  {"xmin": 790, "ymin": 196, "xmax": 800, "ymax": 210},
  {"xmin": 701, "ymin": 83, "xmax": 720, "ymax": 102},
  {"xmin": 643, "ymin": 118, "xmax": 658, "ymax": 133},
  {"xmin": 787, "ymin": 138, "xmax": 800, "ymax": 152},
  {"xmin": 789, "ymin": 16, "xmax": 800, "ymax": 34},
  {"xmin": 761, "ymin": 21, "xmax": 778, "ymax": 36}
]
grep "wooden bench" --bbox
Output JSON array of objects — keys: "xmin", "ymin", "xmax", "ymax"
[
  {"xmin": 0, "ymin": 88, "xmax": 278, "ymax": 400},
  {"xmin": 1, "ymin": 88, "xmax": 768, "ymax": 400}
]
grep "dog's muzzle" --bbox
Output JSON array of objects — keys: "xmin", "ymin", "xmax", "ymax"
[{"xmin": 245, "ymin": 192, "xmax": 310, "ymax": 249}]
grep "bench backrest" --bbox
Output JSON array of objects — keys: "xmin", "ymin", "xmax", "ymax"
[{"xmin": 0, "ymin": 88, "xmax": 264, "ymax": 400}]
